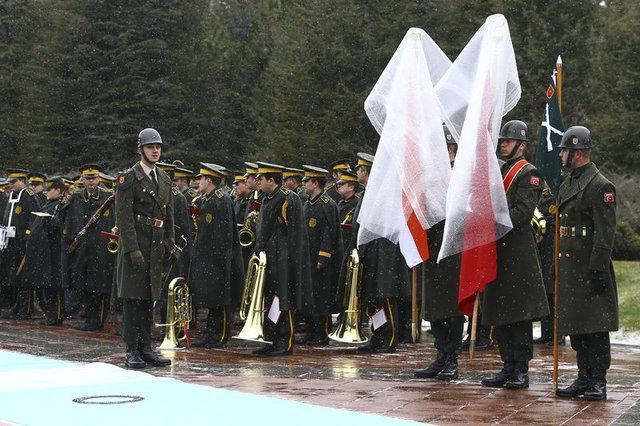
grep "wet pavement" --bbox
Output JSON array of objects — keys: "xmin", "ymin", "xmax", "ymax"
[{"xmin": 1, "ymin": 314, "xmax": 639, "ymax": 425}]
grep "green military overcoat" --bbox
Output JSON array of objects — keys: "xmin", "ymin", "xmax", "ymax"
[
  {"xmin": 557, "ymin": 162, "xmax": 618, "ymax": 335},
  {"xmin": 421, "ymin": 221, "xmax": 463, "ymax": 321},
  {"xmin": 483, "ymin": 158, "xmax": 549, "ymax": 326},
  {"xmin": 115, "ymin": 163, "xmax": 175, "ymax": 301}
]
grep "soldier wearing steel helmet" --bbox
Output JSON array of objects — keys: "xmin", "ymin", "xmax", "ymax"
[
  {"xmin": 115, "ymin": 128, "xmax": 178, "ymax": 369},
  {"xmin": 555, "ymin": 126, "xmax": 617, "ymax": 401},
  {"xmin": 481, "ymin": 120, "xmax": 549, "ymax": 390}
]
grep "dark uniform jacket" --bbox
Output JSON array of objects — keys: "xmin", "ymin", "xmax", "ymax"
[
  {"xmin": 172, "ymin": 189, "xmax": 192, "ymax": 278},
  {"xmin": 254, "ymin": 185, "xmax": 311, "ymax": 312},
  {"xmin": 304, "ymin": 192, "xmax": 342, "ymax": 316},
  {"xmin": 324, "ymin": 182, "xmax": 341, "ymax": 203},
  {"xmin": 59, "ymin": 186, "xmax": 115, "ymax": 294},
  {"xmin": 338, "ymin": 193, "xmax": 359, "ymax": 253},
  {"xmin": 537, "ymin": 187, "xmax": 557, "ymax": 295},
  {"xmin": 115, "ymin": 163, "xmax": 175, "ymax": 301},
  {"xmin": 482, "ymin": 157, "xmax": 549, "ymax": 326},
  {"xmin": 349, "ymin": 190, "xmax": 411, "ymax": 302},
  {"xmin": 182, "ymin": 187, "xmax": 198, "ymax": 205},
  {"xmin": 421, "ymin": 221, "xmax": 462, "ymax": 321},
  {"xmin": 0, "ymin": 188, "xmax": 38, "ymax": 291},
  {"xmin": 189, "ymin": 186, "xmax": 243, "ymax": 308},
  {"xmin": 557, "ymin": 162, "xmax": 618, "ymax": 335},
  {"xmin": 23, "ymin": 199, "xmax": 63, "ymax": 289}
]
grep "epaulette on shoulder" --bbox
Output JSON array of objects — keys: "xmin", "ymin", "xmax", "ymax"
[
  {"xmin": 321, "ymin": 194, "xmax": 331, "ymax": 204},
  {"xmin": 187, "ymin": 188, "xmax": 197, "ymax": 197},
  {"xmin": 215, "ymin": 189, "xmax": 224, "ymax": 198},
  {"xmin": 280, "ymin": 187, "xmax": 291, "ymax": 195},
  {"xmin": 99, "ymin": 186, "xmax": 113, "ymax": 193},
  {"xmin": 171, "ymin": 185, "xmax": 179, "ymax": 196},
  {"xmin": 25, "ymin": 188, "xmax": 35, "ymax": 196},
  {"xmin": 355, "ymin": 191, "xmax": 363, "ymax": 198},
  {"xmin": 116, "ymin": 168, "xmax": 135, "ymax": 191}
]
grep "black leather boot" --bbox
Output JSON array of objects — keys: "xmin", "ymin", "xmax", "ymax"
[
  {"xmin": 139, "ymin": 346, "xmax": 171, "ymax": 366},
  {"xmin": 505, "ymin": 361, "xmax": 529, "ymax": 389},
  {"xmin": 584, "ymin": 370, "xmax": 607, "ymax": 401},
  {"xmin": 415, "ymin": 350, "xmax": 446, "ymax": 378},
  {"xmin": 556, "ymin": 369, "xmax": 589, "ymax": 397},
  {"xmin": 124, "ymin": 345, "xmax": 145, "ymax": 369},
  {"xmin": 435, "ymin": 355, "xmax": 459, "ymax": 381},
  {"xmin": 481, "ymin": 362, "xmax": 513, "ymax": 387}
]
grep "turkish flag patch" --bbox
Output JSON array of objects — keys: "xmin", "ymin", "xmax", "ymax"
[
  {"xmin": 530, "ymin": 176, "xmax": 540, "ymax": 186},
  {"xmin": 604, "ymin": 192, "xmax": 615, "ymax": 203}
]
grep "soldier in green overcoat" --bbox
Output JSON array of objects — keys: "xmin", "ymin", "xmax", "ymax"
[
  {"xmin": 555, "ymin": 126, "xmax": 618, "ymax": 401},
  {"xmin": 415, "ymin": 126, "xmax": 464, "ymax": 381},
  {"xmin": 481, "ymin": 121, "xmax": 549, "ymax": 390},
  {"xmin": 115, "ymin": 128, "xmax": 177, "ymax": 369}
]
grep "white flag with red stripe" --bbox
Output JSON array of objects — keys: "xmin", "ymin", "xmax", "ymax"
[
  {"xmin": 434, "ymin": 14, "xmax": 521, "ymax": 315},
  {"xmin": 359, "ymin": 28, "xmax": 452, "ymax": 268}
]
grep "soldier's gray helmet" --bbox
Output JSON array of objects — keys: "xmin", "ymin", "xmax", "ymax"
[
  {"xmin": 137, "ymin": 128, "xmax": 163, "ymax": 148},
  {"xmin": 559, "ymin": 126, "xmax": 592, "ymax": 150},
  {"xmin": 498, "ymin": 120, "xmax": 529, "ymax": 142}
]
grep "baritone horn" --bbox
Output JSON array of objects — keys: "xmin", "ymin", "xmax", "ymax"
[
  {"xmin": 329, "ymin": 249, "xmax": 367, "ymax": 344},
  {"xmin": 234, "ymin": 251, "xmax": 269, "ymax": 343},
  {"xmin": 156, "ymin": 277, "xmax": 192, "ymax": 350},
  {"xmin": 239, "ymin": 210, "xmax": 258, "ymax": 247}
]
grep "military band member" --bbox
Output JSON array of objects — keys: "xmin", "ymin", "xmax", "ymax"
[
  {"xmin": 23, "ymin": 177, "xmax": 67, "ymax": 325},
  {"xmin": 189, "ymin": 163, "xmax": 244, "ymax": 348},
  {"xmin": 415, "ymin": 125, "xmax": 464, "ymax": 381},
  {"xmin": 252, "ymin": 162, "xmax": 311, "ymax": 356},
  {"xmin": 0, "ymin": 168, "xmax": 38, "ymax": 319},
  {"xmin": 555, "ymin": 126, "xmax": 618, "ymax": 401},
  {"xmin": 336, "ymin": 170, "xmax": 359, "ymax": 251},
  {"xmin": 172, "ymin": 162, "xmax": 198, "ymax": 204},
  {"xmin": 301, "ymin": 165, "xmax": 342, "ymax": 346},
  {"xmin": 59, "ymin": 164, "xmax": 115, "ymax": 330},
  {"xmin": 115, "ymin": 128, "xmax": 176, "ymax": 369},
  {"xmin": 28, "ymin": 172, "xmax": 47, "ymax": 208},
  {"xmin": 325, "ymin": 159, "xmax": 351, "ymax": 203},
  {"xmin": 233, "ymin": 174, "xmax": 250, "ymax": 223},
  {"xmin": 350, "ymin": 153, "xmax": 411, "ymax": 353},
  {"xmin": 481, "ymin": 120, "xmax": 549, "ymax": 389},
  {"xmin": 283, "ymin": 167, "xmax": 307, "ymax": 203},
  {"xmin": 241, "ymin": 162, "xmax": 263, "ymax": 260}
]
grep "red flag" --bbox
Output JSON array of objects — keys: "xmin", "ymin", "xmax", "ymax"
[{"xmin": 458, "ymin": 74, "xmax": 498, "ymax": 316}]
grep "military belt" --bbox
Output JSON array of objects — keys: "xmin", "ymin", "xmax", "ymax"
[
  {"xmin": 135, "ymin": 214, "xmax": 164, "ymax": 229},
  {"xmin": 559, "ymin": 225, "xmax": 591, "ymax": 237}
]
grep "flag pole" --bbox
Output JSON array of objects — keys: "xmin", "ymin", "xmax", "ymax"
[
  {"xmin": 469, "ymin": 292, "xmax": 479, "ymax": 360},
  {"xmin": 552, "ymin": 54, "xmax": 563, "ymax": 393},
  {"xmin": 411, "ymin": 266, "xmax": 420, "ymax": 343}
]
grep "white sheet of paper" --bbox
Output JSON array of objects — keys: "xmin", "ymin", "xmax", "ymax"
[
  {"xmin": 371, "ymin": 307, "xmax": 388, "ymax": 330},
  {"xmin": 32, "ymin": 212, "xmax": 53, "ymax": 217},
  {"xmin": 267, "ymin": 295, "xmax": 281, "ymax": 324}
]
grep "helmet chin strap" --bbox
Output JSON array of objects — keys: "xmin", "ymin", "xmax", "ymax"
[
  {"xmin": 139, "ymin": 147, "xmax": 158, "ymax": 165},
  {"xmin": 565, "ymin": 149, "xmax": 576, "ymax": 169},
  {"xmin": 498, "ymin": 141, "xmax": 522, "ymax": 161}
]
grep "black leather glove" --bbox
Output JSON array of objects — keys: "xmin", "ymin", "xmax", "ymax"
[
  {"xmin": 130, "ymin": 250, "xmax": 145, "ymax": 266},
  {"xmin": 589, "ymin": 269, "xmax": 609, "ymax": 294}
]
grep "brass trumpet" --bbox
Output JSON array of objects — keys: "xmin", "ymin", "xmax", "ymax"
[
  {"xmin": 157, "ymin": 277, "xmax": 192, "ymax": 350},
  {"xmin": 234, "ymin": 251, "xmax": 269, "ymax": 343},
  {"xmin": 329, "ymin": 249, "xmax": 367, "ymax": 344}
]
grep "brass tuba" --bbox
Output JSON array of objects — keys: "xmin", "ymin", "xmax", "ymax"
[
  {"xmin": 234, "ymin": 252, "xmax": 269, "ymax": 343},
  {"xmin": 156, "ymin": 277, "xmax": 192, "ymax": 350},
  {"xmin": 329, "ymin": 249, "xmax": 368, "ymax": 344},
  {"xmin": 239, "ymin": 210, "xmax": 258, "ymax": 247}
]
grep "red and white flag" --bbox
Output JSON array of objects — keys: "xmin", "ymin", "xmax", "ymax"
[
  {"xmin": 435, "ymin": 15, "xmax": 521, "ymax": 315},
  {"xmin": 359, "ymin": 28, "xmax": 452, "ymax": 267}
]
